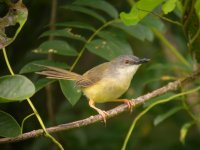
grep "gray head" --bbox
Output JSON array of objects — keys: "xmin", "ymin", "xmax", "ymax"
[{"xmin": 110, "ymin": 55, "xmax": 150, "ymax": 68}]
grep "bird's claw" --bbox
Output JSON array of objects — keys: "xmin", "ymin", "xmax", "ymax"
[
  {"xmin": 97, "ymin": 110, "xmax": 109, "ymax": 124},
  {"xmin": 124, "ymin": 100, "xmax": 135, "ymax": 112}
]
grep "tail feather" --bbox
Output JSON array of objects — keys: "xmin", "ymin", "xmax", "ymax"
[{"xmin": 35, "ymin": 64, "xmax": 81, "ymax": 81}]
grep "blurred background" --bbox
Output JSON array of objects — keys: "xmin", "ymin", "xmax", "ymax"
[{"xmin": 1, "ymin": 0, "xmax": 200, "ymax": 149}]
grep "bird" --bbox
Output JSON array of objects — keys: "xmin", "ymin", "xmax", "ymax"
[{"xmin": 36, "ymin": 55, "xmax": 150, "ymax": 123}]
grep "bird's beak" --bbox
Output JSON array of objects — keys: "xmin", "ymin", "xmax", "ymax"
[{"xmin": 135, "ymin": 58, "xmax": 150, "ymax": 64}]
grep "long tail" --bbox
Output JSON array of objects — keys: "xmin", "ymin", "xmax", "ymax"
[{"xmin": 36, "ymin": 64, "xmax": 81, "ymax": 81}]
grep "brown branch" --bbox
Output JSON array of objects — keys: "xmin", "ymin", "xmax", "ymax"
[{"xmin": 0, "ymin": 70, "xmax": 200, "ymax": 144}]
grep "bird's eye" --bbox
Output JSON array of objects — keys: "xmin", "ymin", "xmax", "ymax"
[{"xmin": 124, "ymin": 60, "xmax": 129, "ymax": 64}]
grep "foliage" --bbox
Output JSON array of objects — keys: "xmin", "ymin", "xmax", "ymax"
[{"xmin": 0, "ymin": 0, "xmax": 200, "ymax": 150}]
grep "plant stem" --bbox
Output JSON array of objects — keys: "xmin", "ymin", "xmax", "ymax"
[
  {"xmin": 70, "ymin": 19, "xmax": 120, "ymax": 71},
  {"xmin": 21, "ymin": 113, "xmax": 34, "ymax": 132},
  {"xmin": 45, "ymin": 0, "xmax": 58, "ymax": 126},
  {"xmin": 2, "ymin": 48, "xmax": 14, "ymax": 75},
  {"xmin": 2, "ymin": 48, "xmax": 64, "ymax": 150},
  {"xmin": 152, "ymin": 28, "xmax": 191, "ymax": 68},
  {"xmin": 122, "ymin": 86, "xmax": 200, "ymax": 150}
]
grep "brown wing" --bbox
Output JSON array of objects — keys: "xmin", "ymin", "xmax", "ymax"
[{"xmin": 76, "ymin": 62, "xmax": 109, "ymax": 88}]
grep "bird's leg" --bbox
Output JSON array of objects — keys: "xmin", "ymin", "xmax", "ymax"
[
  {"xmin": 89, "ymin": 99, "xmax": 108, "ymax": 123},
  {"xmin": 112, "ymin": 99, "xmax": 135, "ymax": 112}
]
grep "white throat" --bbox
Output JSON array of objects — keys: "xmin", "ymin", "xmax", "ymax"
[{"xmin": 117, "ymin": 65, "xmax": 140, "ymax": 78}]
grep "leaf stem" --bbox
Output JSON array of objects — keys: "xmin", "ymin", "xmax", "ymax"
[
  {"xmin": 21, "ymin": 113, "xmax": 35, "ymax": 132},
  {"xmin": 2, "ymin": 48, "xmax": 14, "ymax": 75},
  {"xmin": 70, "ymin": 19, "xmax": 120, "ymax": 71},
  {"xmin": 122, "ymin": 86, "xmax": 200, "ymax": 150},
  {"xmin": 2, "ymin": 48, "xmax": 64, "ymax": 150}
]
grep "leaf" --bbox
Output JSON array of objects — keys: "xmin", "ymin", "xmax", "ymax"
[
  {"xmin": 86, "ymin": 31, "xmax": 133, "ymax": 60},
  {"xmin": 141, "ymin": 15, "xmax": 165, "ymax": 31},
  {"xmin": 56, "ymin": 21, "xmax": 95, "ymax": 31},
  {"xmin": 20, "ymin": 59, "xmax": 69, "ymax": 74},
  {"xmin": 0, "ymin": 75, "xmax": 35, "ymax": 103},
  {"xmin": 62, "ymin": 5, "xmax": 106, "ymax": 23},
  {"xmin": 59, "ymin": 80, "xmax": 82, "ymax": 106},
  {"xmin": 180, "ymin": 122, "xmax": 195, "ymax": 144},
  {"xmin": 112, "ymin": 22, "xmax": 154, "ymax": 41},
  {"xmin": 35, "ymin": 78, "xmax": 55, "ymax": 92},
  {"xmin": 162, "ymin": 0, "xmax": 178, "ymax": 14},
  {"xmin": 40, "ymin": 28, "xmax": 86, "ymax": 42},
  {"xmin": 32, "ymin": 40, "xmax": 78, "ymax": 56},
  {"xmin": 153, "ymin": 106, "xmax": 183, "ymax": 126},
  {"xmin": 0, "ymin": 1, "xmax": 28, "ymax": 49},
  {"xmin": 120, "ymin": 0, "xmax": 164, "ymax": 26},
  {"xmin": 73, "ymin": 0, "xmax": 118, "ymax": 18},
  {"xmin": 0, "ymin": 110, "xmax": 21, "ymax": 137}
]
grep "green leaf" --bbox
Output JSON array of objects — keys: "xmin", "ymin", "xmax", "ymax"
[
  {"xmin": 20, "ymin": 59, "xmax": 69, "ymax": 74},
  {"xmin": 74, "ymin": 0, "xmax": 118, "ymax": 18},
  {"xmin": 162, "ymin": 0, "xmax": 178, "ymax": 14},
  {"xmin": 154, "ymin": 106, "xmax": 183, "ymax": 126},
  {"xmin": 0, "ymin": 110, "xmax": 21, "ymax": 137},
  {"xmin": 141, "ymin": 15, "xmax": 165, "ymax": 31},
  {"xmin": 56, "ymin": 21, "xmax": 95, "ymax": 31},
  {"xmin": 40, "ymin": 28, "xmax": 86, "ymax": 42},
  {"xmin": 59, "ymin": 80, "xmax": 82, "ymax": 106},
  {"xmin": 195, "ymin": 0, "xmax": 200, "ymax": 19},
  {"xmin": 86, "ymin": 31, "xmax": 133, "ymax": 60},
  {"xmin": 120, "ymin": 0, "xmax": 164, "ymax": 26},
  {"xmin": 0, "ymin": 75, "xmax": 35, "ymax": 103},
  {"xmin": 0, "ymin": 1, "xmax": 28, "ymax": 49},
  {"xmin": 62, "ymin": 5, "xmax": 106, "ymax": 23},
  {"xmin": 180, "ymin": 122, "xmax": 195, "ymax": 144},
  {"xmin": 32, "ymin": 40, "xmax": 78, "ymax": 56},
  {"xmin": 112, "ymin": 22, "xmax": 154, "ymax": 41},
  {"xmin": 35, "ymin": 78, "xmax": 55, "ymax": 92}
]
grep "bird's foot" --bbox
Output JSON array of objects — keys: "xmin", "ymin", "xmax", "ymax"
[
  {"xmin": 96, "ymin": 109, "xmax": 109, "ymax": 124},
  {"xmin": 89, "ymin": 99, "xmax": 109, "ymax": 124},
  {"xmin": 123, "ymin": 99, "xmax": 135, "ymax": 112}
]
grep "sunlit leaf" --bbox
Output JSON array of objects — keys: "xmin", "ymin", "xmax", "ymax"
[
  {"xmin": 74, "ymin": 0, "xmax": 118, "ymax": 18},
  {"xmin": 120, "ymin": 0, "xmax": 164, "ymax": 25},
  {"xmin": 162, "ymin": 0, "xmax": 178, "ymax": 14},
  {"xmin": 0, "ymin": 75, "xmax": 35, "ymax": 103},
  {"xmin": 86, "ymin": 31, "xmax": 133, "ymax": 60},
  {"xmin": 32, "ymin": 40, "xmax": 78, "ymax": 56},
  {"xmin": 59, "ymin": 80, "xmax": 82, "ymax": 106},
  {"xmin": 62, "ymin": 5, "xmax": 106, "ymax": 23},
  {"xmin": 154, "ymin": 106, "xmax": 183, "ymax": 126},
  {"xmin": 0, "ymin": 0, "xmax": 28, "ymax": 49},
  {"xmin": 40, "ymin": 28, "xmax": 86, "ymax": 42},
  {"xmin": 20, "ymin": 59, "xmax": 69, "ymax": 74},
  {"xmin": 180, "ymin": 122, "xmax": 195, "ymax": 144},
  {"xmin": 56, "ymin": 21, "xmax": 95, "ymax": 31},
  {"xmin": 0, "ymin": 110, "xmax": 21, "ymax": 137}
]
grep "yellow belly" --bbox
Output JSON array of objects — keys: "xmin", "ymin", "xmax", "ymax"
[{"xmin": 82, "ymin": 78, "xmax": 130, "ymax": 103}]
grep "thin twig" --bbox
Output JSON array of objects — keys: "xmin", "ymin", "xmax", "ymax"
[{"xmin": 0, "ymin": 70, "xmax": 199, "ymax": 144}]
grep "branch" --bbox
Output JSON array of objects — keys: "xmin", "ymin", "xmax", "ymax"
[{"xmin": 0, "ymin": 70, "xmax": 200, "ymax": 143}]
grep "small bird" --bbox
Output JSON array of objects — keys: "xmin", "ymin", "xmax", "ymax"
[{"xmin": 37, "ymin": 55, "xmax": 149, "ymax": 123}]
